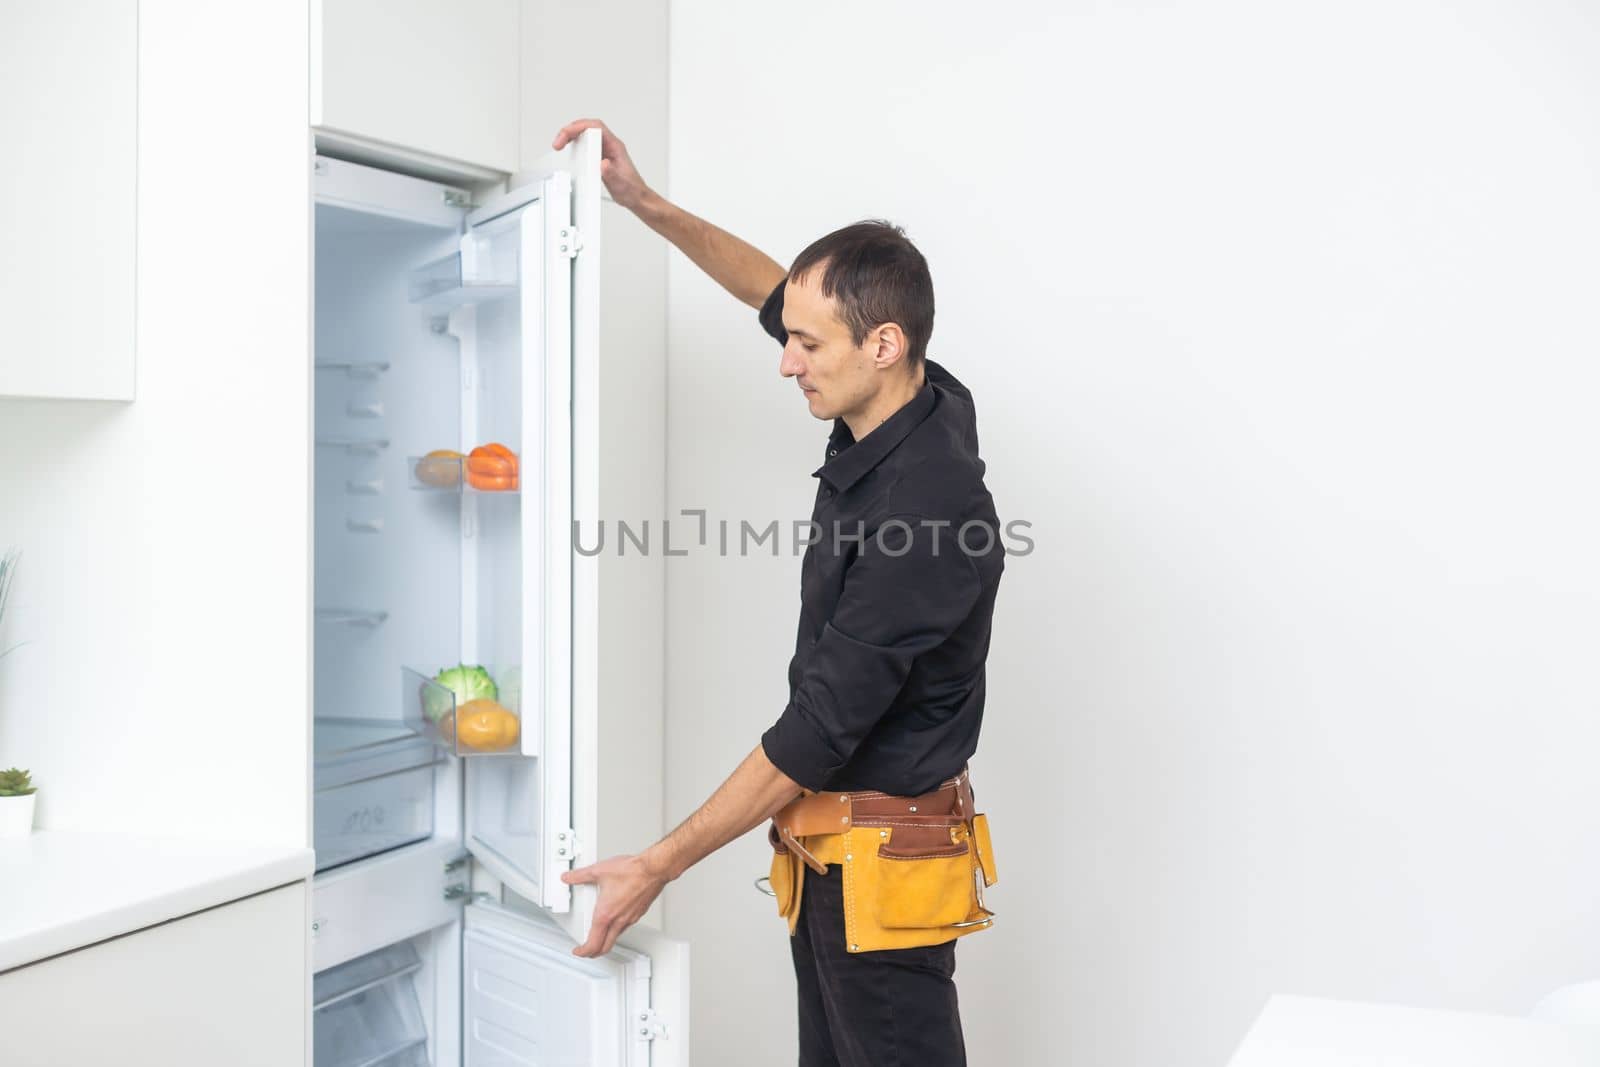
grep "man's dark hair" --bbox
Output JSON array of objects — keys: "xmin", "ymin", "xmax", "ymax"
[{"xmin": 788, "ymin": 220, "xmax": 935, "ymax": 369}]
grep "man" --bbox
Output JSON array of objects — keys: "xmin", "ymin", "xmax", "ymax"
[{"xmin": 553, "ymin": 118, "xmax": 1004, "ymax": 1066}]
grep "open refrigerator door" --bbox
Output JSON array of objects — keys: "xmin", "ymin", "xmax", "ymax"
[
  {"xmin": 454, "ymin": 129, "xmax": 600, "ymax": 949},
  {"xmin": 453, "ymin": 170, "xmax": 576, "ymax": 930},
  {"xmin": 452, "ymin": 127, "xmax": 689, "ymax": 1066},
  {"xmin": 461, "ymin": 900, "xmax": 689, "ymax": 1066}
]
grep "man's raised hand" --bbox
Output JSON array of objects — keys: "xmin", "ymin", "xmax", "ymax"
[{"xmin": 552, "ymin": 118, "xmax": 651, "ymax": 211}]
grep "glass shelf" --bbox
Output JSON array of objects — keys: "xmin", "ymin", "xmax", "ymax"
[
  {"xmin": 316, "ymin": 607, "xmax": 389, "ymax": 627},
  {"xmin": 315, "ymin": 360, "xmax": 390, "ymax": 378},
  {"xmin": 408, "ymin": 250, "xmax": 515, "ymax": 309},
  {"xmin": 407, "ymin": 454, "xmax": 520, "ymax": 494},
  {"xmin": 317, "ymin": 436, "xmax": 391, "ymax": 455}
]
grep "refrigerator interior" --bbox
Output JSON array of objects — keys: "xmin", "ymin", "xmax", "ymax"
[
  {"xmin": 314, "ymin": 199, "xmax": 465, "ymax": 735},
  {"xmin": 314, "ymin": 176, "xmax": 476, "ymax": 1065}
]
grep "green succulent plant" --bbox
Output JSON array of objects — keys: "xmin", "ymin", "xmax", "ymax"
[{"xmin": 0, "ymin": 768, "xmax": 35, "ymax": 797}]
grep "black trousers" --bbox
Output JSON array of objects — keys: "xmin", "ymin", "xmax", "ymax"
[{"xmin": 789, "ymin": 863, "xmax": 967, "ymax": 1067}]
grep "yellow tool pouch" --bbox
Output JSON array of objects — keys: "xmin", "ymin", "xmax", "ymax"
[
  {"xmin": 874, "ymin": 827, "xmax": 978, "ymax": 929},
  {"xmin": 835, "ymin": 820, "xmax": 995, "ymax": 953},
  {"xmin": 766, "ymin": 822, "xmax": 801, "ymax": 928},
  {"xmin": 762, "ymin": 769, "xmax": 998, "ymax": 951}
]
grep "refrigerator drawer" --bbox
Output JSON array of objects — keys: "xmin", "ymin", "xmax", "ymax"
[
  {"xmin": 313, "ymin": 941, "xmax": 429, "ymax": 1067},
  {"xmin": 313, "ymin": 838, "xmax": 466, "ymax": 973},
  {"xmin": 315, "ymin": 764, "xmax": 436, "ymax": 872},
  {"xmin": 315, "ymin": 717, "xmax": 444, "ymax": 873}
]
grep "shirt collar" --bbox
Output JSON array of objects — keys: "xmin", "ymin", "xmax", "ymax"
[{"xmin": 813, "ymin": 377, "xmax": 938, "ymax": 493}]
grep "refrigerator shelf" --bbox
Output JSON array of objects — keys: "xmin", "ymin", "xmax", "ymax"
[
  {"xmin": 318, "ymin": 436, "xmax": 391, "ymax": 455},
  {"xmin": 317, "ymin": 607, "xmax": 390, "ymax": 627},
  {"xmin": 408, "ymin": 250, "xmax": 515, "ymax": 309},
  {"xmin": 407, "ymin": 664, "xmax": 523, "ymax": 757},
  {"xmin": 408, "ymin": 454, "xmax": 520, "ymax": 494},
  {"xmin": 315, "ymin": 360, "xmax": 391, "ymax": 378}
]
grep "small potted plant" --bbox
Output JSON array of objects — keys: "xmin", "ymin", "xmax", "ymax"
[{"xmin": 0, "ymin": 768, "xmax": 35, "ymax": 838}]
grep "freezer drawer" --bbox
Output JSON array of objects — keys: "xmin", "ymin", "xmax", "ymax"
[
  {"xmin": 315, "ymin": 717, "xmax": 444, "ymax": 872},
  {"xmin": 313, "ymin": 941, "xmax": 429, "ymax": 1067}
]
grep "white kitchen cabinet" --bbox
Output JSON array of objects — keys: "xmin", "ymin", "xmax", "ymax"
[
  {"xmin": 0, "ymin": 882, "xmax": 308, "ymax": 1065},
  {"xmin": 312, "ymin": 0, "xmax": 520, "ymax": 173},
  {"xmin": 0, "ymin": 0, "xmax": 136, "ymax": 400}
]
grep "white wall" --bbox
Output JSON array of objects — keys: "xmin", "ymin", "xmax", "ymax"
[
  {"xmin": 518, "ymin": 0, "xmax": 673, "ymax": 930},
  {"xmin": 662, "ymin": 2, "xmax": 1600, "ymax": 1064},
  {"xmin": 0, "ymin": 1, "xmax": 309, "ymax": 846}
]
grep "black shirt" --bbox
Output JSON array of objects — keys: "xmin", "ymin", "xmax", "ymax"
[{"xmin": 756, "ymin": 282, "xmax": 1005, "ymax": 796}]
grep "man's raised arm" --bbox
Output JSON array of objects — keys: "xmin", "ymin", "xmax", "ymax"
[{"xmin": 553, "ymin": 118, "xmax": 786, "ymax": 309}]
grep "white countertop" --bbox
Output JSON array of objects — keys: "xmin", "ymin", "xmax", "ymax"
[
  {"xmin": 0, "ymin": 830, "xmax": 314, "ymax": 972},
  {"xmin": 1228, "ymin": 995, "xmax": 1600, "ymax": 1066}
]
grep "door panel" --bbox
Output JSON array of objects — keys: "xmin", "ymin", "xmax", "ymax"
[
  {"xmin": 463, "ymin": 903, "xmax": 654, "ymax": 1067},
  {"xmin": 464, "ymin": 170, "xmax": 577, "ymax": 917}
]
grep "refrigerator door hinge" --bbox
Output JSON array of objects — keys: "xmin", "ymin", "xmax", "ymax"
[
  {"xmin": 554, "ymin": 226, "xmax": 582, "ymax": 259},
  {"xmin": 553, "ymin": 828, "xmax": 580, "ymax": 862},
  {"xmin": 442, "ymin": 189, "xmax": 475, "ymax": 209},
  {"xmin": 445, "ymin": 884, "xmax": 493, "ymax": 905},
  {"xmin": 635, "ymin": 1009, "xmax": 665, "ymax": 1041},
  {"xmin": 444, "ymin": 854, "xmax": 490, "ymax": 904}
]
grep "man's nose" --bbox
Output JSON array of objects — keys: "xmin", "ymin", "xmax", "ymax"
[{"xmin": 779, "ymin": 343, "xmax": 804, "ymax": 378}]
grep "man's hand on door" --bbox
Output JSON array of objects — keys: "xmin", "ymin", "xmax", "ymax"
[
  {"xmin": 561, "ymin": 853, "xmax": 669, "ymax": 957},
  {"xmin": 552, "ymin": 118, "xmax": 651, "ymax": 212},
  {"xmin": 561, "ymin": 745, "xmax": 803, "ymax": 956}
]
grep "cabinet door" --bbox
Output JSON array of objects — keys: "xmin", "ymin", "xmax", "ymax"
[
  {"xmin": 0, "ymin": 883, "xmax": 308, "ymax": 1065},
  {"xmin": 313, "ymin": 0, "xmax": 519, "ymax": 172},
  {"xmin": 460, "ymin": 130, "xmax": 600, "ymax": 944},
  {"xmin": 0, "ymin": 0, "xmax": 136, "ymax": 400},
  {"xmin": 462, "ymin": 901, "xmax": 688, "ymax": 1067}
]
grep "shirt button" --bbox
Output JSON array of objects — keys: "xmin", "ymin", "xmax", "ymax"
[
  {"xmin": 823, "ymin": 488, "xmax": 835, "ymax": 498},
  {"xmin": 828, "ymin": 448, "xmax": 838, "ymax": 457}
]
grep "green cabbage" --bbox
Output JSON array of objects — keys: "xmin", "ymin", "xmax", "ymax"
[{"xmin": 423, "ymin": 664, "xmax": 498, "ymax": 722}]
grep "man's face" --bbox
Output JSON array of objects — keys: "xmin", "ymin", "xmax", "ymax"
[{"xmin": 778, "ymin": 270, "xmax": 879, "ymax": 422}]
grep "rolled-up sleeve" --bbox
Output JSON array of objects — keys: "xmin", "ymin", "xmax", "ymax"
[
  {"xmin": 760, "ymin": 515, "xmax": 982, "ymax": 789},
  {"xmin": 758, "ymin": 279, "xmax": 788, "ymax": 343}
]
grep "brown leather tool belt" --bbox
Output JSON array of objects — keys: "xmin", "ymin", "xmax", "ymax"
[
  {"xmin": 761, "ymin": 765, "xmax": 999, "ymax": 953},
  {"xmin": 769, "ymin": 768, "xmax": 976, "ymax": 875}
]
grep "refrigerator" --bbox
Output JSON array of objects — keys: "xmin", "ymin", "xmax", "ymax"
[{"xmin": 309, "ymin": 127, "xmax": 687, "ymax": 1067}]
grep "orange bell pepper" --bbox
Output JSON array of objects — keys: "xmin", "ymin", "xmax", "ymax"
[{"xmin": 466, "ymin": 443, "xmax": 519, "ymax": 490}]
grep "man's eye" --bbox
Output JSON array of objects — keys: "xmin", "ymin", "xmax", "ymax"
[{"xmin": 802, "ymin": 342, "xmax": 818, "ymax": 352}]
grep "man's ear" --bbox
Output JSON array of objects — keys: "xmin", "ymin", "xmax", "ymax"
[{"xmin": 872, "ymin": 323, "xmax": 908, "ymax": 370}]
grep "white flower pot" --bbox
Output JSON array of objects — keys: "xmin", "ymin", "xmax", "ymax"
[{"xmin": 0, "ymin": 792, "xmax": 36, "ymax": 838}]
